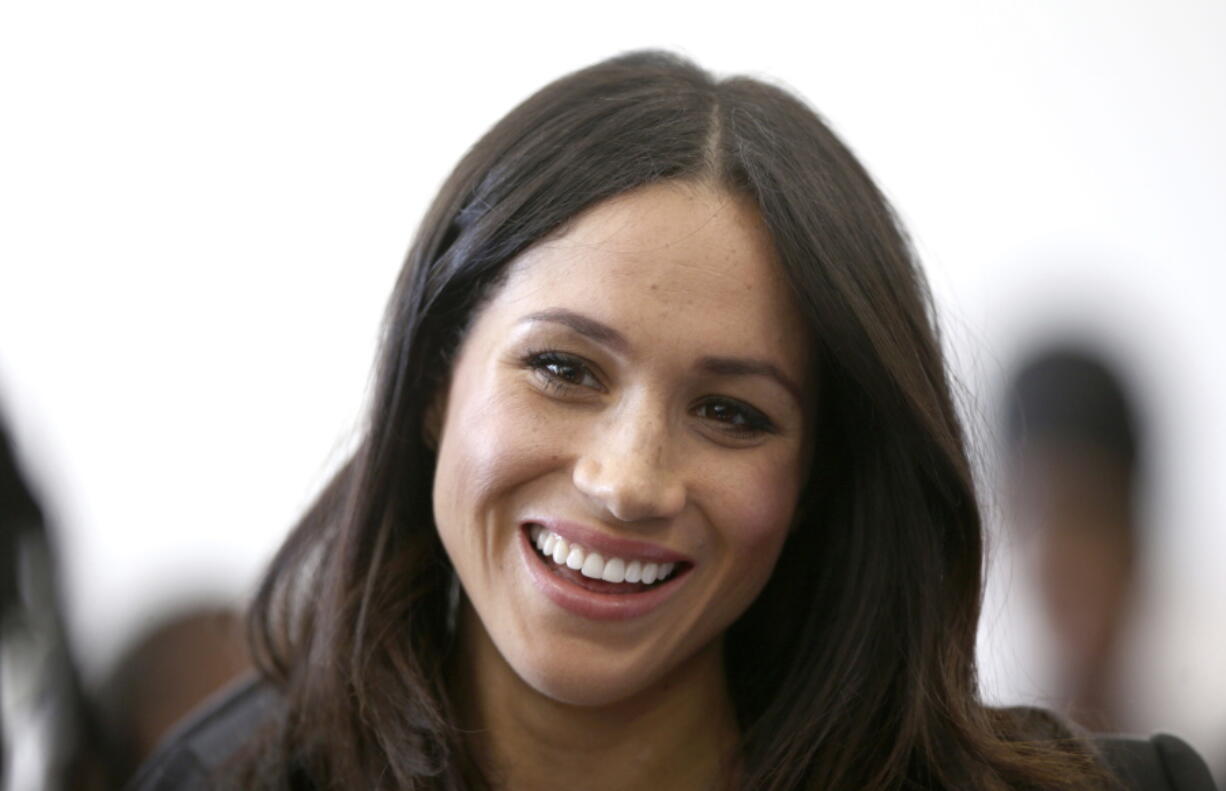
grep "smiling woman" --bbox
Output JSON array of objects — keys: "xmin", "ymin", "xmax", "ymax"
[
  {"xmin": 432, "ymin": 184, "xmax": 810, "ymax": 728},
  {"xmin": 131, "ymin": 52, "xmax": 1214, "ymax": 791}
]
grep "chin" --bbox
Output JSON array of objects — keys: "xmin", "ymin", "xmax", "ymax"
[
  {"xmin": 525, "ymin": 670, "xmax": 637, "ymax": 708},
  {"xmin": 506, "ymin": 643, "xmax": 651, "ymax": 708},
  {"xmin": 492, "ymin": 625, "xmax": 689, "ymax": 709}
]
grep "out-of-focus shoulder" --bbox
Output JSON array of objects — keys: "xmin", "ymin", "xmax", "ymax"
[
  {"xmin": 993, "ymin": 706, "xmax": 1217, "ymax": 790},
  {"xmin": 126, "ymin": 674, "xmax": 283, "ymax": 791},
  {"xmin": 1095, "ymin": 733, "xmax": 1218, "ymax": 791}
]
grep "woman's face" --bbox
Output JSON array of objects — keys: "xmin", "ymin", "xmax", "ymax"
[{"xmin": 432, "ymin": 181, "xmax": 813, "ymax": 707}]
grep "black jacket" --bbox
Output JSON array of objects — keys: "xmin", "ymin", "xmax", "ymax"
[{"xmin": 130, "ymin": 676, "xmax": 1218, "ymax": 790}]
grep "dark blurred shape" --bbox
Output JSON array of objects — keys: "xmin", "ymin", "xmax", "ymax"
[
  {"xmin": 1, "ymin": 403, "xmax": 102, "ymax": 790},
  {"xmin": 98, "ymin": 606, "xmax": 249, "ymax": 785},
  {"xmin": 1003, "ymin": 345, "xmax": 1144, "ymax": 732},
  {"xmin": 2, "ymin": 398, "xmax": 249, "ymax": 790},
  {"xmin": 1, "ymin": 403, "xmax": 43, "ymax": 616}
]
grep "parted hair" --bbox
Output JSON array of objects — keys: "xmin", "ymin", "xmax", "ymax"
[{"xmin": 244, "ymin": 51, "xmax": 1110, "ymax": 790}]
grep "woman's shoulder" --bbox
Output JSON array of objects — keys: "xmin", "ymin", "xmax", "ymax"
[
  {"xmin": 1093, "ymin": 732, "xmax": 1218, "ymax": 791},
  {"xmin": 997, "ymin": 707, "xmax": 1217, "ymax": 791},
  {"xmin": 126, "ymin": 673, "xmax": 284, "ymax": 791}
]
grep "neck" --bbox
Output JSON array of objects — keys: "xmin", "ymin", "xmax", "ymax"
[{"xmin": 450, "ymin": 603, "xmax": 740, "ymax": 791}]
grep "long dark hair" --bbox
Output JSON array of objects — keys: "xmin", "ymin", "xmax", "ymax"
[{"xmin": 246, "ymin": 51, "xmax": 1109, "ymax": 790}]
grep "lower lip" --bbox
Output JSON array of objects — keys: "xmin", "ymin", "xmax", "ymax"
[{"xmin": 519, "ymin": 528, "xmax": 689, "ymax": 621}]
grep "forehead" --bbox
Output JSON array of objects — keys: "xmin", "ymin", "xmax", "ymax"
[
  {"xmin": 493, "ymin": 182, "xmax": 810, "ymax": 369},
  {"xmin": 525, "ymin": 182, "xmax": 776, "ymax": 288}
]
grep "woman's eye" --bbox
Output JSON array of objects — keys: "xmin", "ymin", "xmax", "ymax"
[
  {"xmin": 694, "ymin": 398, "xmax": 776, "ymax": 437},
  {"xmin": 525, "ymin": 351, "xmax": 603, "ymax": 392}
]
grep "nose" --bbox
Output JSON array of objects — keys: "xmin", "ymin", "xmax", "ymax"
[{"xmin": 572, "ymin": 401, "xmax": 687, "ymax": 523}]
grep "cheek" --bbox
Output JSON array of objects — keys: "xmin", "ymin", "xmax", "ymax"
[
  {"xmin": 707, "ymin": 452, "xmax": 804, "ymax": 552},
  {"xmin": 434, "ymin": 379, "xmax": 565, "ymax": 527},
  {"xmin": 693, "ymin": 452, "xmax": 804, "ymax": 620}
]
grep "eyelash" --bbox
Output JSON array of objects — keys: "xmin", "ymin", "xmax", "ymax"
[
  {"xmin": 692, "ymin": 398, "xmax": 776, "ymax": 437},
  {"xmin": 524, "ymin": 350, "xmax": 604, "ymax": 394},
  {"xmin": 521, "ymin": 349, "xmax": 778, "ymax": 439}
]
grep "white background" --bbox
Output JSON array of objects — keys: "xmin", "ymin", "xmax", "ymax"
[{"xmin": 2, "ymin": 0, "xmax": 1223, "ymax": 772}]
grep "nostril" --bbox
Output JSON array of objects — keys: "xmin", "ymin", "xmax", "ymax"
[{"xmin": 571, "ymin": 446, "xmax": 686, "ymax": 523}]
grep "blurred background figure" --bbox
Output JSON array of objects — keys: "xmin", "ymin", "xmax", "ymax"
[
  {"xmin": 1002, "ymin": 344, "xmax": 1143, "ymax": 733},
  {"xmin": 1, "ymin": 406, "xmax": 99, "ymax": 790},
  {"xmin": 96, "ymin": 606, "xmax": 248, "ymax": 785},
  {"xmin": 2, "ymin": 400, "xmax": 249, "ymax": 790}
]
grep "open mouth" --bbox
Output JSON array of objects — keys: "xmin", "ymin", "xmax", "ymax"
[{"xmin": 524, "ymin": 523, "xmax": 689, "ymax": 595}]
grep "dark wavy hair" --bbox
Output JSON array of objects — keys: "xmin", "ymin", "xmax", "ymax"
[{"xmin": 244, "ymin": 51, "xmax": 1110, "ymax": 790}]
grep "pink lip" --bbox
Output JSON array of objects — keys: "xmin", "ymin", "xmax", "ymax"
[
  {"xmin": 522, "ymin": 518, "xmax": 692, "ymax": 565},
  {"xmin": 518, "ymin": 527, "xmax": 691, "ymax": 621}
]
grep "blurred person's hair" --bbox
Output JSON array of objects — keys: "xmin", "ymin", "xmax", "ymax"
[
  {"xmin": 1, "ymin": 405, "xmax": 101, "ymax": 790},
  {"xmin": 1005, "ymin": 344, "xmax": 1143, "ymax": 498}
]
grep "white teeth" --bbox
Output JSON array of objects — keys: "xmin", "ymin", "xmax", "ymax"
[
  {"xmin": 601, "ymin": 557, "xmax": 626, "ymax": 583},
  {"xmin": 532, "ymin": 528, "xmax": 679, "ymax": 585},
  {"xmin": 580, "ymin": 552, "xmax": 605, "ymax": 579},
  {"xmin": 551, "ymin": 538, "xmax": 569, "ymax": 565}
]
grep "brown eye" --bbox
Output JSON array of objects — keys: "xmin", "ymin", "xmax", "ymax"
[
  {"xmin": 542, "ymin": 359, "xmax": 585, "ymax": 384},
  {"xmin": 524, "ymin": 351, "xmax": 604, "ymax": 392},
  {"xmin": 694, "ymin": 397, "xmax": 776, "ymax": 437}
]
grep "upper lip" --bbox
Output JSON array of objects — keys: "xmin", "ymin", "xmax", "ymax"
[{"xmin": 522, "ymin": 518, "xmax": 693, "ymax": 565}]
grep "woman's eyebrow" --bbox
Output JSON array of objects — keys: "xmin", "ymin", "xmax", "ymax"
[
  {"xmin": 697, "ymin": 356, "xmax": 804, "ymax": 407},
  {"xmin": 519, "ymin": 309, "xmax": 629, "ymax": 352}
]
